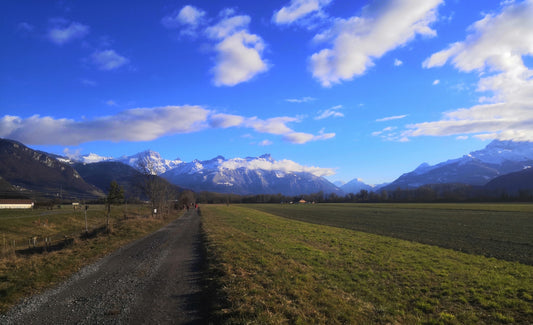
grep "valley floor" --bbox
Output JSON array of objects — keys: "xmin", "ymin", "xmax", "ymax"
[{"xmin": 202, "ymin": 204, "xmax": 533, "ymax": 324}]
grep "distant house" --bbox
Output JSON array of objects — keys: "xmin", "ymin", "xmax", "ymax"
[
  {"xmin": 0, "ymin": 199, "xmax": 34, "ymax": 209},
  {"xmin": 298, "ymin": 199, "xmax": 306, "ymax": 204}
]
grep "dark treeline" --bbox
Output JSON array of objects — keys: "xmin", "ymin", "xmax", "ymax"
[
  {"xmin": 24, "ymin": 183, "xmax": 533, "ymax": 207},
  {"xmin": 194, "ymin": 183, "xmax": 533, "ymax": 204}
]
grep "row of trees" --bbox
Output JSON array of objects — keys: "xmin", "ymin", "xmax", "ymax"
[{"xmin": 193, "ymin": 185, "xmax": 533, "ymax": 204}]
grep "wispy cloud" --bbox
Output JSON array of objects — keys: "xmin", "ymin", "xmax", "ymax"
[
  {"xmin": 91, "ymin": 49, "xmax": 129, "ymax": 71},
  {"xmin": 432, "ymin": 79, "xmax": 440, "ymax": 85},
  {"xmin": 376, "ymin": 114, "xmax": 407, "ymax": 122},
  {"xmin": 285, "ymin": 96, "xmax": 316, "ymax": 103},
  {"xmin": 17, "ymin": 22, "xmax": 34, "ymax": 32},
  {"xmin": 1, "ymin": 106, "xmax": 335, "ymax": 146},
  {"xmin": 315, "ymin": 105, "xmax": 344, "ymax": 120},
  {"xmin": 258, "ymin": 139, "xmax": 273, "ymax": 146},
  {"xmin": 283, "ymin": 131, "xmax": 335, "ymax": 144},
  {"xmin": 47, "ymin": 20, "xmax": 89, "ymax": 45},
  {"xmin": 310, "ymin": 0, "xmax": 443, "ymax": 87},
  {"xmin": 105, "ymin": 100, "xmax": 118, "ymax": 107},
  {"xmin": 273, "ymin": 0, "xmax": 332, "ymax": 25},
  {"xmin": 80, "ymin": 79, "xmax": 97, "ymax": 87},
  {"xmin": 372, "ymin": 126, "xmax": 409, "ymax": 142},
  {"xmin": 394, "ymin": 58, "xmax": 403, "ymax": 66}
]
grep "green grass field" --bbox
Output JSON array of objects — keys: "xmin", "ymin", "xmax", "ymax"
[
  {"xmin": 202, "ymin": 204, "xmax": 533, "ymax": 324},
  {"xmin": 250, "ymin": 203, "xmax": 533, "ymax": 265},
  {"xmin": 0, "ymin": 205, "xmax": 181, "ymax": 313}
]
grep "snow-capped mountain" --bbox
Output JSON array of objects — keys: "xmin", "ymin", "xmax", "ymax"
[
  {"xmin": 384, "ymin": 140, "xmax": 533, "ymax": 190},
  {"xmin": 161, "ymin": 154, "xmax": 342, "ymax": 196},
  {"xmin": 340, "ymin": 178, "xmax": 374, "ymax": 194},
  {"xmin": 64, "ymin": 150, "xmax": 183, "ymax": 175},
  {"xmin": 68, "ymin": 149, "xmax": 341, "ymax": 196},
  {"xmin": 117, "ymin": 150, "xmax": 183, "ymax": 175},
  {"xmin": 57, "ymin": 153, "xmax": 114, "ymax": 164}
]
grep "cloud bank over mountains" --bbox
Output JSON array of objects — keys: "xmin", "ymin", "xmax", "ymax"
[{"xmin": 0, "ymin": 106, "xmax": 335, "ymax": 146}]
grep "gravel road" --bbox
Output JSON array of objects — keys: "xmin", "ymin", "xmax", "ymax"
[{"xmin": 1, "ymin": 209, "xmax": 207, "ymax": 324}]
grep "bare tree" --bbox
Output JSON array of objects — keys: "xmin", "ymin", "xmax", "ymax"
[
  {"xmin": 136, "ymin": 159, "xmax": 177, "ymax": 218},
  {"xmin": 179, "ymin": 190, "xmax": 195, "ymax": 209},
  {"xmin": 106, "ymin": 180, "xmax": 124, "ymax": 232}
]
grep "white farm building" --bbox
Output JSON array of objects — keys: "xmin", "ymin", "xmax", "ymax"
[{"xmin": 0, "ymin": 199, "xmax": 34, "ymax": 209}]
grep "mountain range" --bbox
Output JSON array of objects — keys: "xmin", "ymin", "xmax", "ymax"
[
  {"xmin": 1, "ymin": 137, "xmax": 533, "ymax": 200},
  {"xmin": 0, "ymin": 139, "xmax": 103, "ymax": 199},
  {"xmin": 383, "ymin": 140, "xmax": 533, "ymax": 191}
]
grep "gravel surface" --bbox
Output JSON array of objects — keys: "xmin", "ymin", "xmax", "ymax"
[{"xmin": 1, "ymin": 209, "xmax": 207, "ymax": 324}]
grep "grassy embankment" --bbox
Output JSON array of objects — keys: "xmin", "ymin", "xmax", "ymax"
[
  {"xmin": 0, "ymin": 204, "xmax": 181, "ymax": 313},
  {"xmin": 202, "ymin": 204, "xmax": 533, "ymax": 324}
]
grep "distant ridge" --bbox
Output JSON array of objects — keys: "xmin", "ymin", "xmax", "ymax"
[
  {"xmin": 0, "ymin": 138, "xmax": 104, "ymax": 199},
  {"xmin": 483, "ymin": 168, "xmax": 533, "ymax": 195},
  {"xmin": 383, "ymin": 140, "xmax": 533, "ymax": 190}
]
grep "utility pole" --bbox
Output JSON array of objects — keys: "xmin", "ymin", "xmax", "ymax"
[{"xmin": 84, "ymin": 205, "xmax": 89, "ymax": 235}]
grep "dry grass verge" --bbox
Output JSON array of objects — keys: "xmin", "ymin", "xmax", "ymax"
[{"xmin": 0, "ymin": 205, "xmax": 181, "ymax": 313}]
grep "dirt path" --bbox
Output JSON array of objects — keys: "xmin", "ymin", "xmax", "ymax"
[{"xmin": 1, "ymin": 209, "xmax": 207, "ymax": 324}]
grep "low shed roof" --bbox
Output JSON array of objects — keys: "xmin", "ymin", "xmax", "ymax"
[{"xmin": 0, "ymin": 199, "xmax": 34, "ymax": 204}]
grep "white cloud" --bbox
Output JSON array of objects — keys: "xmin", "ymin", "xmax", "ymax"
[
  {"xmin": 242, "ymin": 116, "xmax": 335, "ymax": 144},
  {"xmin": 205, "ymin": 15, "xmax": 250, "ymax": 39},
  {"xmin": 273, "ymin": 0, "xmax": 332, "ymax": 25},
  {"xmin": 244, "ymin": 116, "xmax": 298, "ymax": 135},
  {"xmin": 283, "ymin": 132, "xmax": 315, "ymax": 144},
  {"xmin": 209, "ymin": 113, "xmax": 245, "ymax": 128},
  {"xmin": 286, "ymin": 96, "xmax": 316, "ymax": 103},
  {"xmin": 162, "ymin": 5, "xmax": 206, "ymax": 36},
  {"xmin": 408, "ymin": 0, "xmax": 533, "ymax": 141},
  {"xmin": 310, "ymin": 0, "xmax": 443, "ymax": 87},
  {"xmin": 258, "ymin": 139, "xmax": 273, "ymax": 146},
  {"xmin": 91, "ymin": 50, "xmax": 129, "ymax": 71},
  {"xmin": 283, "ymin": 130, "xmax": 335, "ymax": 144},
  {"xmin": 376, "ymin": 114, "xmax": 407, "ymax": 122},
  {"xmin": 220, "ymin": 156, "xmax": 335, "ymax": 177},
  {"xmin": 211, "ymin": 31, "xmax": 268, "ymax": 86},
  {"xmin": 0, "ymin": 106, "xmax": 209, "ymax": 146},
  {"xmin": 315, "ymin": 105, "xmax": 344, "ymax": 120},
  {"xmin": 394, "ymin": 58, "xmax": 403, "ymax": 66},
  {"xmin": 204, "ymin": 14, "xmax": 268, "ymax": 86},
  {"xmin": 403, "ymin": 101, "xmax": 533, "ymax": 141},
  {"xmin": 432, "ymin": 79, "xmax": 440, "ymax": 85},
  {"xmin": 1, "ymin": 106, "xmax": 334, "ymax": 146},
  {"xmin": 165, "ymin": 8, "xmax": 269, "ymax": 86},
  {"xmin": 162, "ymin": 5, "xmax": 206, "ymax": 28},
  {"xmin": 47, "ymin": 21, "xmax": 89, "ymax": 45}
]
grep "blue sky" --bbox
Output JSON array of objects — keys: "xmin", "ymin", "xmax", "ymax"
[{"xmin": 2, "ymin": 0, "xmax": 533, "ymax": 185}]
